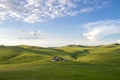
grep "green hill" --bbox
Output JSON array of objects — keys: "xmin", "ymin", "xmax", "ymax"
[
  {"xmin": 0, "ymin": 44, "xmax": 120, "ymax": 80},
  {"xmin": 0, "ymin": 46, "xmax": 50, "ymax": 64},
  {"xmin": 56, "ymin": 44, "xmax": 120, "ymax": 65}
]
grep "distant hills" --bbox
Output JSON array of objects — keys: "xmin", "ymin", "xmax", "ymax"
[{"xmin": 0, "ymin": 43, "xmax": 120, "ymax": 65}]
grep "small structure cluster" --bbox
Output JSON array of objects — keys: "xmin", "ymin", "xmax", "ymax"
[{"xmin": 51, "ymin": 56, "xmax": 65, "ymax": 62}]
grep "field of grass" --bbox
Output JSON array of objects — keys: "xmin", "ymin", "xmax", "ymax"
[{"xmin": 0, "ymin": 44, "xmax": 120, "ymax": 80}]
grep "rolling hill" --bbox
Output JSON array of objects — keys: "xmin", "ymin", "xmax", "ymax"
[{"xmin": 0, "ymin": 44, "xmax": 120, "ymax": 80}]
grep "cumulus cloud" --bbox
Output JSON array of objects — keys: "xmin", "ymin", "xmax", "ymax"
[
  {"xmin": 0, "ymin": 28, "xmax": 47, "ymax": 40},
  {"xmin": 0, "ymin": 0, "xmax": 109, "ymax": 23},
  {"xmin": 83, "ymin": 20, "xmax": 120, "ymax": 41},
  {"xmin": 18, "ymin": 30, "xmax": 47, "ymax": 39},
  {"xmin": 116, "ymin": 40, "xmax": 120, "ymax": 44}
]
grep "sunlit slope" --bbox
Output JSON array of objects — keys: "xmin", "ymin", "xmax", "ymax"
[
  {"xmin": 19, "ymin": 45, "xmax": 68, "ymax": 56},
  {"xmin": 57, "ymin": 44, "xmax": 120, "ymax": 65},
  {"xmin": 0, "ymin": 44, "xmax": 120, "ymax": 65},
  {"xmin": 0, "ymin": 45, "xmax": 69, "ymax": 64},
  {"xmin": 19, "ymin": 45, "xmax": 72, "ymax": 60},
  {"xmin": 0, "ymin": 46, "xmax": 50, "ymax": 63},
  {"xmin": 56, "ymin": 45, "xmax": 93, "ymax": 59},
  {"xmin": 78, "ymin": 44, "xmax": 120, "ymax": 64}
]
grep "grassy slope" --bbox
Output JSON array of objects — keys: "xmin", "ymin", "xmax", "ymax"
[
  {"xmin": 0, "ymin": 44, "xmax": 120, "ymax": 80},
  {"xmin": 57, "ymin": 45, "xmax": 120, "ymax": 65},
  {"xmin": 0, "ymin": 46, "xmax": 51, "ymax": 64}
]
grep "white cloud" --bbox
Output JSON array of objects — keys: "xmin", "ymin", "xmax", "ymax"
[
  {"xmin": 116, "ymin": 40, "xmax": 120, "ymax": 44},
  {"xmin": 0, "ymin": 28, "xmax": 87, "ymax": 47},
  {"xmin": 83, "ymin": 20, "xmax": 120, "ymax": 41},
  {"xmin": 0, "ymin": 0, "xmax": 109, "ymax": 23},
  {"xmin": 24, "ymin": 14, "xmax": 40, "ymax": 23},
  {"xmin": 79, "ymin": 7, "xmax": 94, "ymax": 13},
  {"xmin": 0, "ymin": 28, "xmax": 46, "ymax": 40},
  {"xmin": 83, "ymin": 28, "xmax": 101, "ymax": 41}
]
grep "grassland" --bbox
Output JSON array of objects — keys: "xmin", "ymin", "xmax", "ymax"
[{"xmin": 0, "ymin": 44, "xmax": 120, "ymax": 80}]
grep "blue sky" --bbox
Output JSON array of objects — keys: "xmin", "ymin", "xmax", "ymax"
[{"xmin": 0, "ymin": 0, "xmax": 120, "ymax": 47}]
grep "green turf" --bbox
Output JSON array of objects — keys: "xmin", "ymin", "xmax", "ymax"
[{"xmin": 0, "ymin": 44, "xmax": 120, "ymax": 80}]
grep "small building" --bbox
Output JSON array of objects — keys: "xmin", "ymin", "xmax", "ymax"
[{"xmin": 51, "ymin": 56, "xmax": 65, "ymax": 62}]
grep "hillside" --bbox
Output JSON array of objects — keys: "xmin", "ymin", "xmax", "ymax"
[
  {"xmin": 0, "ymin": 44, "xmax": 120, "ymax": 80},
  {"xmin": 0, "ymin": 44, "xmax": 120, "ymax": 64},
  {"xmin": 56, "ymin": 44, "xmax": 120, "ymax": 65}
]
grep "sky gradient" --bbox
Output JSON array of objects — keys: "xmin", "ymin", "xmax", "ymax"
[{"xmin": 0, "ymin": 0, "xmax": 120, "ymax": 47}]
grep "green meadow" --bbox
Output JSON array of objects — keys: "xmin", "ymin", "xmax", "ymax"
[{"xmin": 0, "ymin": 44, "xmax": 120, "ymax": 80}]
